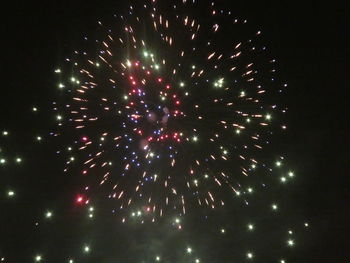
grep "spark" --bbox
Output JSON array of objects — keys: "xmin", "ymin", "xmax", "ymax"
[
  {"xmin": 287, "ymin": 239, "xmax": 294, "ymax": 246},
  {"xmin": 45, "ymin": 211, "xmax": 53, "ymax": 218},
  {"xmin": 35, "ymin": 255, "xmax": 42, "ymax": 262},
  {"xmin": 247, "ymin": 252, "xmax": 253, "ymax": 259},
  {"xmin": 83, "ymin": 245, "xmax": 90, "ymax": 253}
]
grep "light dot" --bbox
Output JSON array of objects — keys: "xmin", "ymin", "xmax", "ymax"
[
  {"xmin": 0, "ymin": 158, "xmax": 6, "ymax": 165},
  {"xmin": 46, "ymin": 211, "xmax": 53, "ymax": 218},
  {"xmin": 272, "ymin": 204, "xmax": 278, "ymax": 210},
  {"xmin": 84, "ymin": 245, "xmax": 90, "ymax": 253},
  {"xmin": 76, "ymin": 196, "xmax": 84, "ymax": 203},
  {"xmin": 187, "ymin": 247, "xmax": 192, "ymax": 254},
  {"xmin": 2, "ymin": 131, "xmax": 8, "ymax": 136},
  {"xmin": 287, "ymin": 239, "xmax": 294, "ymax": 246},
  {"xmin": 8, "ymin": 190, "xmax": 15, "ymax": 197},
  {"xmin": 16, "ymin": 157, "xmax": 22, "ymax": 163},
  {"xmin": 35, "ymin": 255, "xmax": 42, "ymax": 262},
  {"xmin": 248, "ymin": 224, "xmax": 254, "ymax": 230},
  {"xmin": 247, "ymin": 252, "xmax": 253, "ymax": 259},
  {"xmin": 156, "ymin": 256, "xmax": 160, "ymax": 261}
]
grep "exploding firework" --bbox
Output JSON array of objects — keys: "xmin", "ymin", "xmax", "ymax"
[{"xmin": 53, "ymin": 0, "xmax": 293, "ymax": 222}]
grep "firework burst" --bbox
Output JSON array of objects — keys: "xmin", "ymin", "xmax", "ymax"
[{"xmin": 53, "ymin": 0, "xmax": 292, "ymax": 222}]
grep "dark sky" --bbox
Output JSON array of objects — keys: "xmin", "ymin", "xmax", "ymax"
[{"xmin": 0, "ymin": 1, "xmax": 348, "ymax": 262}]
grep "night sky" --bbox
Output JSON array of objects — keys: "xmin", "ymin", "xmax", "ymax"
[{"xmin": 0, "ymin": 1, "xmax": 348, "ymax": 262}]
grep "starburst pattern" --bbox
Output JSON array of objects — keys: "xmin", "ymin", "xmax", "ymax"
[{"xmin": 53, "ymin": 0, "xmax": 292, "ymax": 222}]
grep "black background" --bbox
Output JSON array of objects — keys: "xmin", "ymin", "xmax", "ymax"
[{"xmin": 1, "ymin": 1, "xmax": 348, "ymax": 262}]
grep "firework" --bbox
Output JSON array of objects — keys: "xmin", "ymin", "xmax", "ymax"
[
  {"xmin": 53, "ymin": 0, "xmax": 292, "ymax": 223},
  {"xmin": 0, "ymin": 1, "xmax": 312, "ymax": 262}
]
